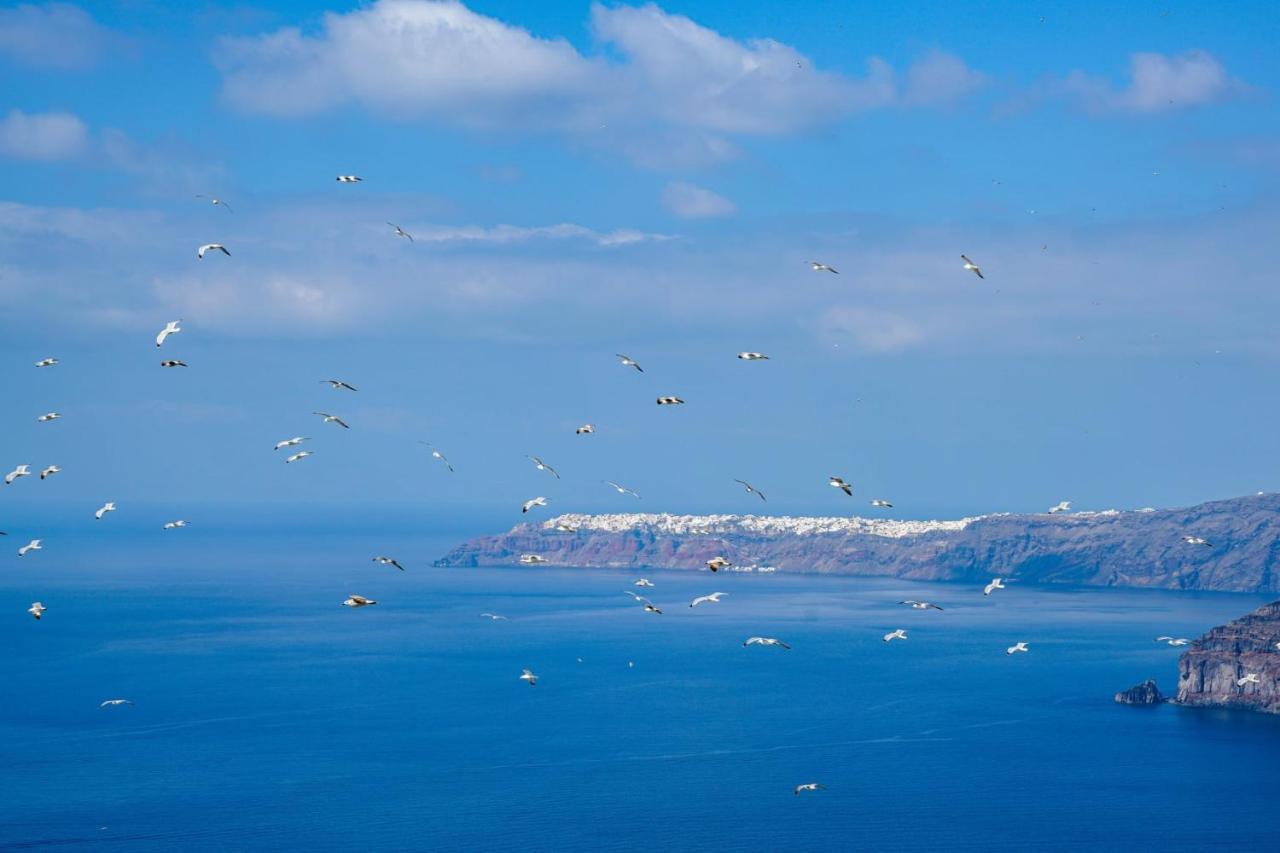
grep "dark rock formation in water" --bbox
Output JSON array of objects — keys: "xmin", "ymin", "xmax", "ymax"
[
  {"xmin": 436, "ymin": 493, "xmax": 1280, "ymax": 593},
  {"xmin": 1176, "ymin": 600, "xmax": 1280, "ymax": 714},
  {"xmin": 1114, "ymin": 679, "xmax": 1165, "ymax": 706}
]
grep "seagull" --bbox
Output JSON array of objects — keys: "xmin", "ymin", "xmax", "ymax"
[
  {"xmin": 809, "ymin": 261, "xmax": 839, "ymax": 274},
  {"xmin": 285, "ymin": 450, "xmax": 313, "ymax": 464},
  {"xmin": 706, "ymin": 556, "xmax": 731, "ymax": 572},
  {"xmin": 99, "ymin": 699, "xmax": 135, "ymax": 707},
  {"xmin": 794, "ymin": 783, "xmax": 825, "ymax": 795},
  {"xmin": 1182, "ymin": 535, "xmax": 1211, "ymax": 546},
  {"xmin": 642, "ymin": 601, "xmax": 662, "ymax": 615},
  {"xmin": 552, "ymin": 523, "xmax": 578, "ymax": 533},
  {"xmin": 197, "ymin": 243, "xmax": 230, "ymax": 259},
  {"xmin": 1155, "ymin": 636, "xmax": 1189, "ymax": 646},
  {"xmin": 604, "ymin": 481, "xmax": 641, "ymax": 499},
  {"xmin": 372, "ymin": 556, "xmax": 405, "ymax": 571},
  {"xmin": 634, "ymin": 579, "xmax": 654, "ymax": 587},
  {"xmin": 656, "ymin": 396, "xmax": 685, "ymax": 405},
  {"xmin": 479, "ymin": 613, "xmax": 508, "ymax": 621},
  {"xmin": 690, "ymin": 592, "xmax": 728, "ymax": 608},
  {"xmin": 312, "ymin": 412, "xmax": 350, "ymax": 429},
  {"xmin": 196, "ymin": 195, "xmax": 233, "ymax": 212},
  {"xmin": 870, "ymin": 499, "xmax": 893, "ymax": 508},
  {"xmin": 39, "ymin": 465, "xmax": 60, "ymax": 480},
  {"xmin": 336, "ymin": 175, "xmax": 363, "ymax": 183},
  {"xmin": 419, "ymin": 442, "xmax": 454, "ymax": 471},
  {"xmin": 388, "ymin": 223, "xmax": 414, "ymax": 242},
  {"xmin": 34, "ymin": 358, "xmax": 58, "ymax": 367},
  {"xmin": 829, "ymin": 476, "xmax": 853, "ymax": 496},
  {"xmin": 1007, "ymin": 642, "xmax": 1030, "ymax": 655},
  {"xmin": 274, "ymin": 437, "xmax": 309, "ymax": 451},
  {"xmin": 522, "ymin": 497, "xmax": 548, "ymax": 514},
  {"xmin": 520, "ymin": 668, "xmax": 538, "ymax": 686},
  {"xmin": 160, "ymin": 360, "xmax": 187, "ymax": 368},
  {"xmin": 342, "ymin": 595, "xmax": 377, "ymax": 607},
  {"xmin": 519, "ymin": 554, "xmax": 548, "ymax": 564},
  {"xmin": 18, "ymin": 539, "xmax": 41, "ymax": 557},
  {"xmin": 734, "ymin": 479, "xmax": 767, "ymax": 502},
  {"xmin": 1237, "ymin": 673, "xmax": 1260, "ymax": 687},
  {"xmin": 5, "ymin": 465, "xmax": 30, "ymax": 485},
  {"xmin": 527, "ymin": 456, "xmax": 560, "ymax": 479},
  {"xmin": 575, "ymin": 424, "xmax": 595, "ymax": 435},
  {"xmin": 28, "ymin": 602, "xmax": 46, "ymax": 620},
  {"xmin": 899, "ymin": 600, "xmax": 943, "ymax": 611},
  {"xmin": 321, "ymin": 379, "xmax": 358, "ymax": 391},
  {"xmin": 961, "ymin": 254, "xmax": 984, "ymax": 279},
  {"xmin": 883, "ymin": 629, "xmax": 908, "ymax": 643},
  {"xmin": 737, "ymin": 352, "xmax": 769, "ymax": 361},
  {"xmin": 155, "ymin": 320, "xmax": 182, "ymax": 347},
  {"xmin": 1048, "ymin": 501, "xmax": 1071, "ymax": 514},
  {"xmin": 94, "ymin": 502, "xmax": 116, "ymax": 520},
  {"xmin": 163, "ymin": 520, "xmax": 188, "ymax": 529},
  {"xmin": 37, "ymin": 412, "xmax": 60, "ymax": 422},
  {"xmin": 616, "ymin": 354, "xmax": 644, "ymax": 372},
  {"xmin": 744, "ymin": 636, "xmax": 791, "ymax": 650},
  {"xmin": 983, "ymin": 578, "xmax": 1008, "ymax": 596}
]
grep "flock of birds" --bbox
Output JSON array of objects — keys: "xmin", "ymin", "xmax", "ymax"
[{"xmin": 4, "ymin": 179, "xmax": 1259, "ymax": 800}]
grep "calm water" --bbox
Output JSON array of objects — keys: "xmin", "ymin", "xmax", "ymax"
[{"xmin": 3, "ymin": 541, "xmax": 1279, "ymax": 851}]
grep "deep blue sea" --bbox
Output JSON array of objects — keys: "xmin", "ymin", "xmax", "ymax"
[{"xmin": 3, "ymin": 529, "xmax": 1279, "ymax": 851}]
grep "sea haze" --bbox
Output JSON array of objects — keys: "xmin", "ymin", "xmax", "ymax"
[{"xmin": 2, "ymin": 550, "xmax": 1278, "ymax": 852}]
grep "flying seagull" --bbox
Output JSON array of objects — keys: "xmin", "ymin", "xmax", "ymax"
[
  {"xmin": 388, "ymin": 223, "xmax": 414, "ymax": 241},
  {"xmin": 522, "ymin": 497, "xmax": 549, "ymax": 514},
  {"xmin": 1182, "ymin": 535, "xmax": 1211, "ymax": 546},
  {"xmin": 5, "ymin": 465, "xmax": 31, "ymax": 485},
  {"xmin": 526, "ymin": 456, "xmax": 560, "ymax": 479},
  {"xmin": 312, "ymin": 412, "xmax": 350, "ymax": 429},
  {"xmin": 197, "ymin": 243, "xmax": 230, "ymax": 259},
  {"xmin": 336, "ymin": 175, "xmax": 363, "ymax": 183},
  {"xmin": 39, "ymin": 465, "xmax": 60, "ymax": 480},
  {"xmin": 196, "ymin": 195, "xmax": 233, "ymax": 212},
  {"xmin": 28, "ymin": 602, "xmax": 46, "ymax": 620},
  {"xmin": 155, "ymin": 320, "xmax": 182, "ymax": 347},
  {"xmin": 961, "ymin": 254, "xmax": 984, "ymax": 279},
  {"xmin": 520, "ymin": 668, "xmax": 538, "ymax": 686},
  {"xmin": 656, "ymin": 396, "xmax": 685, "ymax": 406},
  {"xmin": 479, "ymin": 613, "xmax": 508, "ymax": 621},
  {"xmin": 829, "ymin": 476, "xmax": 853, "ymax": 497},
  {"xmin": 575, "ymin": 424, "xmax": 595, "ymax": 435},
  {"xmin": 706, "ymin": 556, "xmax": 731, "ymax": 572},
  {"xmin": 99, "ymin": 699, "xmax": 135, "ymax": 707},
  {"xmin": 690, "ymin": 592, "xmax": 728, "ymax": 608},
  {"xmin": 274, "ymin": 437, "xmax": 309, "ymax": 451},
  {"xmin": 552, "ymin": 523, "xmax": 577, "ymax": 533},
  {"xmin": 343, "ymin": 595, "xmax": 377, "ymax": 607},
  {"xmin": 321, "ymin": 379, "xmax": 358, "ymax": 391},
  {"xmin": 160, "ymin": 360, "xmax": 187, "ymax": 368},
  {"xmin": 733, "ymin": 479, "xmax": 767, "ymax": 502},
  {"xmin": 35, "ymin": 358, "xmax": 58, "ymax": 367},
  {"xmin": 616, "ymin": 354, "xmax": 643, "ymax": 372},
  {"xmin": 744, "ymin": 636, "xmax": 791, "ymax": 650},
  {"xmin": 285, "ymin": 450, "xmax": 313, "ymax": 464},
  {"xmin": 1237, "ymin": 673, "xmax": 1260, "ymax": 687},
  {"xmin": 809, "ymin": 261, "xmax": 839, "ymax": 274},
  {"xmin": 634, "ymin": 579, "xmax": 654, "ymax": 588},
  {"xmin": 1048, "ymin": 501, "xmax": 1071, "ymax": 514},
  {"xmin": 18, "ymin": 539, "xmax": 41, "ymax": 557},
  {"xmin": 794, "ymin": 783, "xmax": 825, "ymax": 795},
  {"xmin": 163, "ymin": 520, "xmax": 188, "ymax": 529},
  {"xmin": 983, "ymin": 578, "xmax": 1008, "ymax": 596},
  {"xmin": 37, "ymin": 412, "xmax": 60, "ymax": 423},
  {"xmin": 94, "ymin": 502, "xmax": 116, "ymax": 520},
  {"xmin": 519, "ymin": 554, "xmax": 548, "ymax": 564},
  {"xmin": 1155, "ymin": 636, "xmax": 1189, "ymax": 646},
  {"xmin": 737, "ymin": 352, "xmax": 769, "ymax": 361},
  {"xmin": 419, "ymin": 442, "xmax": 454, "ymax": 472},
  {"xmin": 372, "ymin": 556, "xmax": 405, "ymax": 571},
  {"xmin": 1007, "ymin": 642, "xmax": 1030, "ymax": 655},
  {"xmin": 870, "ymin": 499, "xmax": 893, "ymax": 508},
  {"xmin": 883, "ymin": 629, "xmax": 908, "ymax": 643},
  {"xmin": 604, "ymin": 481, "xmax": 641, "ymax": 499},
  {"xmin": 899, "ymin": 600, "xmax": 943, "ymax": 610}
]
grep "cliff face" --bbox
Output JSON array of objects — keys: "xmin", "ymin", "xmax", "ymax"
[
  {"xmin": 1176, "ymin": 601, "xmax": 1280, "ymax": 714},
  {"xmin": 435, "ymin": 493, "xmax": 1280, "ymax": 593}
]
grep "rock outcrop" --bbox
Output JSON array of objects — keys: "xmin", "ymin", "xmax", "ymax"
[
  {"xmin": 1176, "ymin": 600, "xmax": 1280, "ymax": 714},
  {"xmin": 435, "ymin": 493, "xmax": 1280, "ymax": 593},
  {"xmin": 1114, "ymin": 679, "xmax": 1166, "ymax": 706}
]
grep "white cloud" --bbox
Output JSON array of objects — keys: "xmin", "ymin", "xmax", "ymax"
[
  {"xmin": 0, "ymin": 2, "xmax": 118, "ymax": 70},
  {"xmin": 0, "ymin": 109, "xmax": 88, "ymax": 160},
  {"xmin": 901, "ymin": 50, "xmax": 988, "ymax": 107},
  {"xmin": 1063, "ymin": 50, "xmax": 1240, "ymax": 113},
  {"xmin": 660, "ymin": 181, "xmax": 735, "ymax": 219},
  {"xmin": 819, "ymin": 305, "xmax": 927, "ymax": 352}
]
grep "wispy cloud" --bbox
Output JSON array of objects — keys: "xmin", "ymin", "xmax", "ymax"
[
  {"xmin": 0, "ymin": 109, "xmax": 89, "ymax": 160},
  {"xmin": 0, "ymin": 2, "xmax": 123, "ymax": 70},
  {"xmin": 660, "ymin": 181, "xmax": 735, "ymax": 219},
  {"xmin": 1062, "ymin": 50, "xmax": 1243, "ymax": 114}
]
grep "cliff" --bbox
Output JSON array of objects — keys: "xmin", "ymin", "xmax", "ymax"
[
  {"xmin": 435, "ymin": 493, "xmax": 1280, "ymax": 593},
  {"xmin": 1176, "ymin": 600, "xmax": 1280, "ymax": 714}
]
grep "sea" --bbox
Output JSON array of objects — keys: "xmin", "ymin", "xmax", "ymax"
[{"xmin": 3, "ymin": 527, "xmax": 1279, "ymax": 852}]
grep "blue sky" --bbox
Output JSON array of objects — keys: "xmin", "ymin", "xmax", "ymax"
[{"xmin": 2, "ymin": 0, "xmax": 1279, "ymax": 533}]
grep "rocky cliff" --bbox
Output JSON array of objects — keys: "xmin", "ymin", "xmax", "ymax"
[
  {"xmin": 435, "ymin": 493, "xmax": 1280, "ymax": 593},
  {"xmin": 1176, "ymin": 600, "xmax": 1280, "ymax": 713},
  {"xmin": 1115, "ymin": 679, "xmax": 1166, "ymax": 706}
]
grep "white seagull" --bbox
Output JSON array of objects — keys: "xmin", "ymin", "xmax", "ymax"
[
  {"xmin": 28, "ymin": 602, "xmax": 46, "ymax": 620},
  {"xmin": 706, "ymin": 556, "xmax": 732, "ymax": 572},
  {"xmin": 1048, "ymin": 501, "xmax": 1071, "ymax": 514},
  {"xmin": 18, "ymin": 539, "xmax": 42, "ymax": 557},
  {"xmin": 321, "ymin": 379, "xmax": 358, "ymax": 391},
  {"xmin": 734, "ymin": 479, "xmax": 767, "ymax": 502},
  {"xmin": 1007, "ymin": 642, "xmax": 1030, "ymax": 655},
  {"xmin": 40, "ymin": 465, "xmax": 61, "ymax": 480},
  {"xmin": 1182, "ymin": 535, "xmax": 1211, "ymax": 546},
  {"xmin": 883, "ymin": 629, "xmax": 908, "ymax": 643},
  {"xmin": 519, "ymin": 554, "xmax": 548, "ymax": 564},
  {"xmin": 155, "ymin": 320, "xmax": 182, "ymax": 347},
  {"xmin": 616, "ymin": 353, "xmax": 643, "ymax": 372},
  {"xmin": 6, "ymin": 465, "xmax": 31, "ymax": 485},
  {"xmin": 870, "ymin": 499, "xmax": 893, "ymax": 508},
  {"xmin": 99, "ymin": 699, "xmax": 135, "ymax": 707},
  {"xmin": 94, "ymin": 502, "xmax": 116, "ymax": 520},
  {"xmin": 1237, "ymin": 673, "xmax": 1260, "ymax": 687},
  {"xmin": 576, "ymin": 424, "xmax": 595, "ymax": 435},
  {"xmin": 196, "ymin": 194, "xmax": 233, "ymax": 212},
  {"xmin": 737, "ymin": 352, "xmax": 769, "ymax": 361},
  {"xmin": 656, "ymin": 396, "xmax": 684, "ymax": 406},
  {"xmin": 983, "ymin": 578, "xmax": 1008, "ymax": 596},
  {"xmin": 285, "ymin": 450, "xmax": 313, "ymax": 464},
  {"xmin": 552, "ymin": 523, "xmax": 577, "ymax": 533},
  {"xmin": 744, "ymin": 636, "xmax": 791, "ymax": 650},
  {"xmin": 604, "ymin": 481, "xmax": 641, "ymax": 499},
  {"xmin": 961, "ymin": 254, "xmax": 984, "ymax": 279},
  {"xmin": 163, "ymin": 520, "xmax": 188, "ymax": 529},
  {"xmin": 690, "ymin": 592, "xmax": 728, "ymax": 608},
  {"xmin": 312, "ymin": 412, "xmax": 350, "ymax": 429},
  {"xmin": 520, "ymin": 668, "xmax": 538, "ymax": 686},
  {"xmin": 274, "ymin": 437, "xmax": 309, "ymax": 451},
  {"xmin": 37, "ymin": 412, "xmax": 60, "ymax": 422},
  {"xmin": 899, "ymin": 600, "xmax": 943, "ymax": 611},
  {"xmin": 343, "ymin": 594, "xmax": 377, "ymax": 607},
  {"xmin": 1155, "ymin": 636, "xmax": 1189, "ymax": 646},
  {"xmin": 809, "ymin": 261, "xmax": 839, "ymax": 274},
  {"xmin": 35, "ymin": 357, "xmax": 58, "ymax": 367},
  {"xmin": 197, "ymin": 243, "xmax": 230, "ymax": 259},
  {"xmin": 160, "ymin": 360, "xmax": 187, "ymax": 367},
  {"xmin": 522, "ymin": 497, "xmax": 549, "ymax": 514},
  {"xmin": 336, "ymin": 175, "xmax": 363, "ymax": 183},
  {"xmin": 795, "ymin": 783, "xmax": 825, "ymax": 795},
  {"xmin": 372, "ymin": 556, "xmax": 405, "ymax": 571},
  {"xmin": 527, "ymin": 456, "xmax": 560, "ymax": 479},
  {"xmin": 829, "ymin": 476, "xmax": 853, "ymax": 497},
  {"xmin": 634, "ymin": 579, "xmax": 654, "ymax": 587},
  {"xmin": 479, "ymin": 613, "xmax": 508, "ymax": 621},
  {"xmin": 419, "ymin": 442, "xmax": 454, "ymax": 472},
  {"xmin": 388, "ymin": 223, "xmax": 414, "ymax": 242}
]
